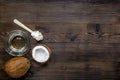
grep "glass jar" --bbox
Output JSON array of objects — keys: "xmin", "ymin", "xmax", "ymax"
[{"xmin": 5, "ymin": 30, "xmax": 30, "ymax": 56}]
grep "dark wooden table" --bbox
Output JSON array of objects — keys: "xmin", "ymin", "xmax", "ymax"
[{"xmin": 0, "ymin": 0, "xmax": 120, "ymax": 80}]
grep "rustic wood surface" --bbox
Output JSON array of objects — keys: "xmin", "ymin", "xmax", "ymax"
[{"xmin": 0, "ymin": 0, "xmax": 120, "ymax": 80}]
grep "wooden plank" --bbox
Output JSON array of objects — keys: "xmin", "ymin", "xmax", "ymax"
[{"xmin": 0, "ymin": 2, "xmax": 119, "ymax": 24}]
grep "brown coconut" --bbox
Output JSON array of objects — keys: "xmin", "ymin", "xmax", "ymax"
[{"xmin": 4, "ymin": 57, "xmax": 30, "ymax": 78}]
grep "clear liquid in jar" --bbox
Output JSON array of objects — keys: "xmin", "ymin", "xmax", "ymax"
[{"xmin": 11, "ymin": 36, "xmax": 25, "ymax": 49}]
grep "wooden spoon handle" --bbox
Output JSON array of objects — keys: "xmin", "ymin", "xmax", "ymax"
[{"xmin": 13, "ymin": 19, "xmax": 33, "ymax": 33}]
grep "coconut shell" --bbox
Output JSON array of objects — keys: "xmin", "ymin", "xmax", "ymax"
[
  {"xmin": 32, "ymin": 44, "xmax": 52, "ymax": 63},
  {"xmin": 4, "ymin": 57, "xmax": 30, "ymax": 78}
]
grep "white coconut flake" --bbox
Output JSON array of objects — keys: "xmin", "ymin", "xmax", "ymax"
[{"xmin": 31, "ymin": 31, "xmax": 43, "ymax": 41}]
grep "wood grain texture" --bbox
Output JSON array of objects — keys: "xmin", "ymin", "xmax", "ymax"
[{"xmin": 0, "ymin": 0, "xmax": 120, "ymax": 80}]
